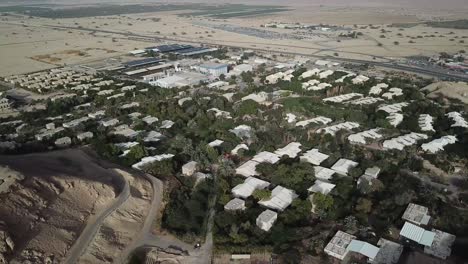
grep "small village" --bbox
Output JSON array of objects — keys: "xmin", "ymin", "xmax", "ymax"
[{"xmin": 0, "ymin": 42, "xmax": 467, "ymax": 264}]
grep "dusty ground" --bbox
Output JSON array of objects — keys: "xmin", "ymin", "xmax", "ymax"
[
  {"xmin": 422, "ymin": 81, "xmax": 468, "ymax": 105},
  {"xmin": 0, "ymin": 5, "xmax": 466, "ymax": 76},
  {"xmin": 0, "ymin": 149, "xmax": 124, "ymax": 263},
  {"xmin": 77, "ymin": 168, "xmax": 153, "ymax": 264}
]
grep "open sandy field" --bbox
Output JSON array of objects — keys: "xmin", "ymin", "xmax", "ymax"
[{"xmin": 0, "ymin": 3, "xmax": 467, "ymax": 76}]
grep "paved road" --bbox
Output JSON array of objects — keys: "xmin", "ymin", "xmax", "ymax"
[{"xmin": 64, "ymin": 169, "xmax": 130, "ymax": 264}]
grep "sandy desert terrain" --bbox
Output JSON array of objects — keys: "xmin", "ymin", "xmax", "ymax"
[
  {"xmin": 0, "ymin": 149, "xmax": 128, "ymax": 263},
  {"xmin": 77, "ymin": 169, "xmax": 153, "ymax": 264},
  {"xmin": 0, "ymin": 3, "xmax": 466, "ymax": 76}
]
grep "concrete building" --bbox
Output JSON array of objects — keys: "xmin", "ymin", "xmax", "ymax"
[
  {"xmin": 258, "ymin": 185, "xmax": 298, "ymax": 211},
  {"xmin": 324, "ymin": 231, "xmax": 356, "ymax": 260},
  {"xmin": 421, "ymin": 135, "xmax": 457, "ymax": 154},
  {"xmin": 232, "ymin": 177, "xmax": 270, "ymax": 199},
  {"xmin": 308, "ymin": 180, "xmax": 336, "ymax": 195},
  {"xmin": 77, "ymin": 131, "xmax": 93, "ymax": 141},
  {"xmin": 0, "ymin": 97, "xmax": 12, "ymax": 112},
  {"xmin": 182, "ymin": 161, "xmax": 198, "ymax": 177},
  {"xmin": 371, "ymin": 239, "xmax": 403, "ymax": 264},
  {"xmin": 199, "ymin": 63, "xmax": 228, "ymax": 76},
  {"xmin": 55, "ymin": 136, "xmax": 71, "ymax": 147},
  {"xmin": 224, "ymin": 198, "xmax": 246, "ymax": 211},
  {"xmin": 424, "ymin": 229, "xmax": 456, "ymax": 260},
  {"xmin": 402, "ymin": 203, "xmax": 431, "ymax": 225},
  {"xmin": 256, "ymin": 209, "xmax": 277, "ymax": 232},
  {"xmin": 331, "ymin": 158, "xmax": 359, "ymax": 176},
  {"xmin": 300, "ymin": 148, "xmax": 329, "ymax": 165}
]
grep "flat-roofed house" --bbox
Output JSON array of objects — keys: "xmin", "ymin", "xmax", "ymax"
[
  {"xmin": 399, "ymin": 222, "xmax": 435, "ymax": 247},
  {"xmin": 256, "ymin": 209, "xmax": 277, "ymax": 232},
  {"xmin": 224, "ymin": 198, "xmax": 246, "ymax": 211},
  {"xmin": 331, "ymin": 158, "xmax": 359, "ymax": 176},
  {"xmin": 232, "ymin": 177, "xmax": 269, "ymax": 199},
  {"xmin": 258, "ymin": 185, "xmax": 298, "ymax": 211},
  {"xmin": 324, "ymin": 231, "xmax": 356, "ymax": 260},
  {"xmin": 402, "ymin": 203, "xmax": 431, "ymax": 225}
]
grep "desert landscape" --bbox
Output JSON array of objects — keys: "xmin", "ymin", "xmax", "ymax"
[
  {"xmin": 0, "ymin": 149, "xmax": 160, "ymax": 264},
  {"xmin": 0, "ymin": 2, "xmax": 467, "ymax": 76}
]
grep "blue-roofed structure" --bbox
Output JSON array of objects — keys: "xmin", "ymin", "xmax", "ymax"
[
  {"xmin": 124, "ymin": 58, "xmax": 163, "ymax": 68},
  {"xmin": 400, "ymin": 221, "xmax": 435, "ymax": 247},
  {"xmin": 347, "ymin": 240, "xmax": 380, "ymax": 260}
]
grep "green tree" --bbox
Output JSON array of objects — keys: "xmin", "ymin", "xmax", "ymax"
[
  {"xmin": 313, "ymin": 193, "xmax": 334, "ymax": 214},
  {"xmin": 252, "ymin": 189, "xmax": 271, "ymax": 200}
]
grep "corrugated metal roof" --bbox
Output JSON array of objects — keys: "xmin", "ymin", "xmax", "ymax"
[
  {"xmin": 400, "ymin": 222, "xmax": 435, "ymax": 246},
  {"xmin": 347, "ymin": 240, "xmax": 380, "ymax": 259}
]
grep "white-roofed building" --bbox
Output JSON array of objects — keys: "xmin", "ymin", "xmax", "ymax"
[
  {"xmin": 236, "ymin": 160, "xmax": 260, "ymax": 177},
  {"xmin": 256, "ymin": 209, "xmax": 277, "ymax": 232},
  {"xmin": 77, "ymin": 131, "xmax": 93, "ymax": 141},
  {"xmin": 319, "ymin": 70, "xmax": 334, "ymax": 79},
  {"xmin": 252, "ymin": 151, "xmax": 280, "ymax": 164},
  {"xmin": 208, "ymin": 139, "xmax": 224, "ymax": 148},
  {"xmin": 296, "ymin": 116, "xmax": 332, "ymax": 127},
  {"xmin": 224, "ymin": 198, "xmax": 246, "ymax": 211},
  {"xmin": 142, "ymin": 115, "xmax": 159, "ymax": 125},
  {"xmin": 300, "ymin": 68, "xmax": 321, "ymax": 79},
  {"xmin": 258, "ymin": 186, "xmax": 298, "ymax": 211},
  {"xmin": 314, "ymin": 166, "xmax": 336, "ymax": 181},
  {"xmin": 323, "ymin": 93, "xmax": 363, "ymax": 103},
  {"xmin": 352, "ymin": 75, "xmax": 369, "ymax": 84},
  {"xmin": 382, "ymin": 133, "xmax": 428, "ymax": 151},
  {"xmin": 300, "ymin": 149, "xmax": 329, "ymax": 165},
  {"xmin": 274, "ymin": 142, "xmax": 302, "ymax": 158},
  {"xmin": 331, "ymin": 158, "xmax": 358, "ymax": 175},
  {"xmin": 317, "ymin": 122, "xmax": 360, "ymax": 135},
  {"xmin": 231, "ymin": 144, "xmax": 249, "ymax": 155},
  {"xmin": 120, "ymin": 102, "xmax": 140, "ymax": 109},
  {"xmin": 418, "ymin": 114, "xmax": 434, "ymax": 132},
  {"xmin": 378, "ymin": 102, "xmax": 409, "ymax": 114},
  {"xmin": 348, "ymin": 128, "xmax": 383, "ymax": 144},
  {"xmin": 399, "ymin": 222, "xmax": 435, "ymax": 247},
  {"xmin": 285, "ymin": 113, "xmax": 297, "ymax": 123},
  {"xmin": 232, "ymin": 177, "xmax": 270, "ymax": 199},
  {"xmin": 229, "ymin": 125, "xmax": 253, "ymax": 139},
  {"xmin": 132, "ymin": 154, "xmax": 174, "ymax": 170},
  {"xmin": 208, "ymin": 108, "xmax": 232, "ymax": 119},
  {"xmin": 161, "ymin": 120, "xmax": 174, "ymax": 129},
  {"xmin": 382, "ymin": 87, "xmax": 403, "ymax": 99},
  {"xmin": 308, "ymin": 180, "xmax": 336, "ymax": 195},
  {"xmin": 387, "ymin": 113, "xmax": 404, "ymax": 127},
  {"xmin": 369, "ymin": 83, "xmax": 389, "ymax": 95},
  {"xmin": 182, "ymin": 161, "xmax": 198, "ymax": 176},
  {"xmin": 349, "ymin": 97, "xmax": 384, "ymax": 105},
  {"xmin": 100, "ymin": 118, "xmax": 119, "ymax": 127},
  {"xmin": 324, "ymin": 231, "xmax": 356, "ymax": 260},
  {"xmin": 402, "ymin": 203, "xmax": 431, "ymax": 226},
  {"xmin": 55, "ymin": 136, "xmax": 71, "ymax": 147},
  {"xmin": 446, "ymin": 112, "xmax": 468, "ymax": 128},
  {"xmin": 421, "ymin": 135, "xmax": 457, "ymax": 153}
]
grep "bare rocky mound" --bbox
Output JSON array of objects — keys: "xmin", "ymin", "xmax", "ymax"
[
  {"xmin": 422, "ymin": 81, "xmax": 468, "ymax": 104},
  {"xmin": 0, "ymin": 149, "xmax": 124, "ymax": 264}
]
